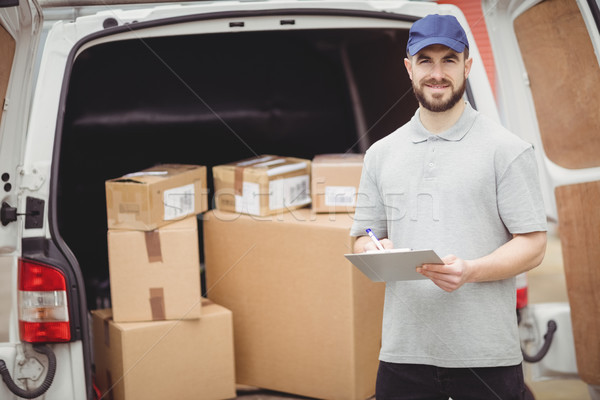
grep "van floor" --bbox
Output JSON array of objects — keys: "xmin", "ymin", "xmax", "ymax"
[{"xmin": 233, "ymin": 228, "xmax": 592, "ymax": 400}]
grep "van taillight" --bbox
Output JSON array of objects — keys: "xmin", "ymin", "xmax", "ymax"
[{"xmin": 18, "ymin": 259, "xmax": 71, "ymax": 342}]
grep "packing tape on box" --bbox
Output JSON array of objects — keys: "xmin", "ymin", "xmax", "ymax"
[
  {"xmin": 233, "ymin": 156, "xmax": 271, "ymax": 195},
  {"xmin": 234, "ymin": 166, "xmax": 245, "ymax": 196},
  {"xmin": 233, "ymin": 156, "xmax": 288, "ymax": 195},
  {"xmin": 144, "ymin": 231, "xmax": 163, "ymax": 263},
  {"xmin": 149, "ymin": 287, "xmax": 166, "ymax": 320}
]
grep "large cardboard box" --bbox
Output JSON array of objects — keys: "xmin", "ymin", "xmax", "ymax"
[
  {"xmin": 106, "ymin": 164, "xmax": 208, "ymax": 231},
  {"xmin": 92, "ymin": 299, "xmax": 236, "ymax": 400},
  {"xmin": 311, "ymin": 153, "xmax": 364, "ymax": 213},
  {"xmin": 203, "ymin": 209, "xmax": 385, "ymax": 400},
  {"xmin": 212, "ymin": 155, "xmax": 311, "ymax": 216},
  {"xmin": 107, "ymin": 216, "xmax": 202, "ymax": 322}
]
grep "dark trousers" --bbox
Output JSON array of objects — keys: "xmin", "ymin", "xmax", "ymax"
[{"xmin": 376, "ymin": 361, "xmax": 531, "ymax": 400}]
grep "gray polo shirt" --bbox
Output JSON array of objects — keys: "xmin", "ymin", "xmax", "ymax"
[{"xmin": 351, "ymin": 103, "xmax": 547, "ymax": 368}]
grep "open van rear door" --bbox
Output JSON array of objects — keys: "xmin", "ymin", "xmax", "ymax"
[
  {"xmin": 0, "ymin": 1, "xmax": 57, "ymax": 400},
  {"xmin": 0, "ymin": 0, "xmax": 41, "ymax": 249},
  {"xmin": 485, "ymin": 0, "xmax": 600, "ymax": 390}
]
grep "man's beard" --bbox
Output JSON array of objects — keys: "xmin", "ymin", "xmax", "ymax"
[{"xmin": 413, "ymin": 78, "xmax": 467, "ymax": 112}]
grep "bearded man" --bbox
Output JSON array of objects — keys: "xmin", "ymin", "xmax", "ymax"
[{"xmin": 351, "ymin": 14, "xmax": 547, "ymax": 400}]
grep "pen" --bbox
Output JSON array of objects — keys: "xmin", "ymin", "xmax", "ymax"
[{"xmin": 365, "ymin": 229, "xmax": 385, "ymax": 251}]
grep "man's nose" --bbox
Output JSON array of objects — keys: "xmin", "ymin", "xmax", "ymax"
[{"xmin": 428, "ymin": 62, "xmax": 445, "ymax": 80}]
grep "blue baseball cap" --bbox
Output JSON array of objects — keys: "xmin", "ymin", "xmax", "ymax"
[{"xmin": 407, "ymin": 14, "xmax": 469, "ymax": 56}]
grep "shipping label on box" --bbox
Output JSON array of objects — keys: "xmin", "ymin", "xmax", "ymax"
[
  {"xmin": 106, "ymin": 164, "xmax": 208, "ymax": 231},
  {"xmin": 92, "ymin": 299, "xmax": 236, "ymax": 400},
  {"xmin": 213, "ymin": 155, "xmax": 311, "ymax": 216},
  {"xmin": 163, "ymin": 183, "xmax": 195, "ymax": 220},
  {"xmin": 107, "ymin": 216, "xmax": 202, "ymax": 323},
  {"xmin": 311, "ymin": 153, "xmax": 364, "ymax": 213}
]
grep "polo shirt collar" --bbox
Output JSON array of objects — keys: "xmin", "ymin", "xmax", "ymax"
[{"xmin": 409, "ymin": 102, "xmax": 478, "ymax": 143}]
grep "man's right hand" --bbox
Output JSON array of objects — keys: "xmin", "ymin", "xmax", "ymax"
[{"xmin": 353, "ymin": 235, "xmax": 394, "ymax": 253}]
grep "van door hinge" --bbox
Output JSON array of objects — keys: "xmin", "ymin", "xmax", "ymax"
[
  {"xmin": 20, "ymin": 168, "xmax": 46, "ymax": 191},
  {"xmin": 17, "ymin": 356, "xmax": 45, "ymax": 382},
  {"xmin": 3, "ymin": 98, "xmax": 8, "ymax": 111},
  {"xmin": 0, "ymin": 197, "xmax": 44, "ymax": 228}
]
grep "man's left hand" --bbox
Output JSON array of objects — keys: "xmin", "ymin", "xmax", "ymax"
[{"xmin": 417, "ymin": 254, "xmax": 472, "ymax": 292}]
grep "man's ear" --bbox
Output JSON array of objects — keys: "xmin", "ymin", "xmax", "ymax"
[
  {"xmin": 404, "ymin": 57, "xmax": 413, "ymax": 80},
  {"xmin": 464, "ymin": 57, "xmax": 473, "ymax": 79}
]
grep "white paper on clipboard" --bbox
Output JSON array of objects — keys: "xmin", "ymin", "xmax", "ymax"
[{"xmin": 344, "ymin": 249, "xmax": 444, "ymax": 282}]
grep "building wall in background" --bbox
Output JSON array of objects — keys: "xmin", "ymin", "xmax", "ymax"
[{"xmin": 439, "ymin": 0, "xmax": 496, "ymax": 95}]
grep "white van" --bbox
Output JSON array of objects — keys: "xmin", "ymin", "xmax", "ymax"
[{"xmin": 0, "ymin": 0, "xmax": 598, "ymax": 399}]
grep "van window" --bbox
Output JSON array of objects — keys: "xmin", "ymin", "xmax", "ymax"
[
  {"xmin": 514, "ymin": 0, "xmax": 600, "ymax": 169},
  {"xmin": 0, "ymin": 23, "xmax": 16, "ymax": 133}
]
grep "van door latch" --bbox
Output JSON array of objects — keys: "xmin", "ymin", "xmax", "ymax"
[
  {"xmin": 1, "ymin": 202, "xmax": 17, "ymax": 225},
  {"xmin": 1, "ymin": 197, "xmax": 45, "ymax": 228}
]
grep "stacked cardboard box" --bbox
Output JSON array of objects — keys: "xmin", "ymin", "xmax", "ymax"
[
  {"xmin": 96, "ymin": 164, "xmax": 236, "ymax": 400},
  {"xmin": 105, "ymin": 164, "xmax": 209, "ymax": 322},
  {"xmin": 92, "ymin": 299, "xmax": 236, "ymax": 400},
  {"xmin": 311, "ymin": 153, "xmax": 364, "ymax": 214},
  {"xmin": 106, "ymin": 164, "xmax": 209, "ymax": 231},
  {"xmin": 203, "ymin": 208, "xmax": 385, "ymax": 400},
  {"xmin": 212, "ymin": 155, "xmax": 311, "ymax": 216},
  {"xmin": 107, "ymin": 216, "xmax": 203, "ymax": 323}
]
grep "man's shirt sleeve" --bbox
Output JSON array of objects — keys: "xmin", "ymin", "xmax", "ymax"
[{"xmin": 497, "ymin": 146, "xmax": 548, "ymax": 234}]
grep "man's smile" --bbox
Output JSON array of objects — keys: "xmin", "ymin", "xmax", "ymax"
[{"xmin": 424, "ymin": 80, "xmax": 451, "ymax": 91}]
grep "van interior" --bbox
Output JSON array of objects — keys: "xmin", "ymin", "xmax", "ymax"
[{"xmin": 56, "ymin": 27, "xmax": 419, "ymax": 309}]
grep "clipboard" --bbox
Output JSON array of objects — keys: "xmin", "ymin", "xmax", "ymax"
[{"xmin": 344, "ymin": 249, "xmax": 444, "ymax": 282}]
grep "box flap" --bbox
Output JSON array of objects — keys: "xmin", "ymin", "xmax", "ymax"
[{"xmin": 110, "ymin": 164, "xmax": 204, "ymax": 185}]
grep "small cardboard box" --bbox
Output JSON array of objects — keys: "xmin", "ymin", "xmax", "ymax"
[
  {"xmin": 212, "ymin": 155, "xmax": 311, "ymax": 216},
  {"xmin": 203, "ymin": 209, "xmax": 385, "ymax": 400},
  {"xmin": 311, "ymin": 153, "xmax": 364, "ymax": 213},
  {"xmin": 92, "ymin": 299, "xmax": 236, "ymax": 400},
  {"xmin": 107, "ymin": 216, "xmax": 202, "ymax": 323},
  {"xmin": 106, "ymin": 164, "xmax": 208, "ymax": 231}
]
